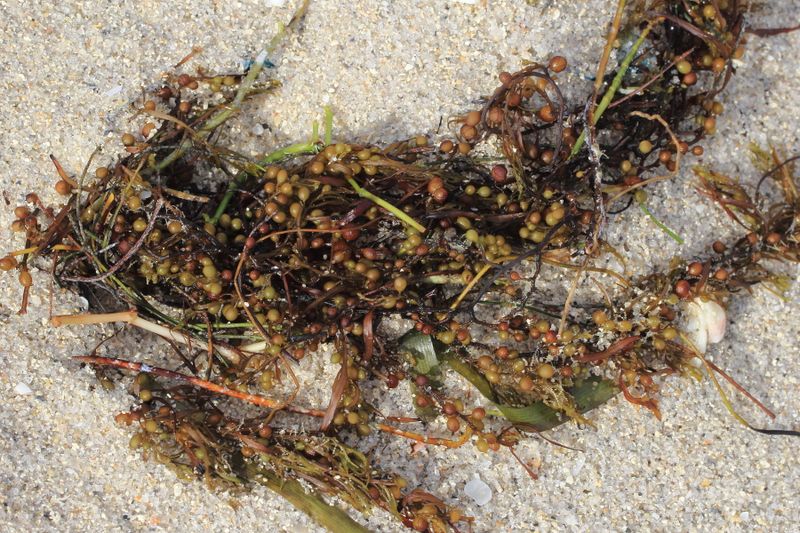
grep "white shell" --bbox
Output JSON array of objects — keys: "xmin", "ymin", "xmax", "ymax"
[
  {"xmin": 683, "ymin": 298, "xmax": 727, "ymax": 353},
  {"xmin": 464, "ymin": 476, "xmax": 492, "ymax": 506},
  {"xmin": 13, "ymin": 382, "xmax": 33, "ymax": 395}
]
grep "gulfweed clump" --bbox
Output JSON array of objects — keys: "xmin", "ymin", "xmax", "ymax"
[{"xmin": 2, "ymin": 1, "xmax": 798, "ymax": 531}]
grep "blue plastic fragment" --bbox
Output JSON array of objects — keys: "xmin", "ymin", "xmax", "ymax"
[{"xmin": 242, "ymin": 56, "xmax": 276, "ymax": 72}]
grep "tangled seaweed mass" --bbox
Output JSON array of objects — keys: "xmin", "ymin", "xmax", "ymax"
[{"xmin": 2, "ymin": 1, "xmax": 798, "ymax": 531}]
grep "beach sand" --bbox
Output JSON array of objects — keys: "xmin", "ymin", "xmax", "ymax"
[{"xmin": 0, "ymin": 1, "xmax": 798, "ymax": 531}]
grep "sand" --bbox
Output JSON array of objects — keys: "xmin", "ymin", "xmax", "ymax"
[{"xmin": 0, "ymin": 1, "xmax": 798, "ymax": 531}]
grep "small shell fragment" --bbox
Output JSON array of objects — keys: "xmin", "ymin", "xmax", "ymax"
[
  {"xmin": 14, "ymin": 382, "xmax": 33, "ymax": 395},
  {"xmin": 683, "ymin": 298, "xmax": 727, "ymax": 353},
  {"xmin": 464, "ymin": 476, "xmax": 492, "ymax": 506},
  {"xmin": 103, "ymin": 85, "xmax": 123, "ymax": 97}
]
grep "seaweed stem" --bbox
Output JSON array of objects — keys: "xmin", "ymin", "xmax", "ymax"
[
  {"xmin": 323, "ymin": 105, "xmax": 334, "ymax": 146},
  {"xmin": 73, "ymin": 355, "xmax": 324, "ymax": 416},
  {"xmin": 374, "ymin": 423, "xmax": 473, "ymax": 448},
  {"xmin": 345, "ymin": 177, "xmax": 426, "ymax": 233},
  {"xmin": 638, "ymin": 201, "xmax": 684, "ymax": 244},
  {"xmin": 53, "ymin": 311, "xmax": 243, "ymax": 364},
  {"xmin": 593, "ymin": 0, "xmax": 627, "ymax": 94},
  {"xmin": 570, "ymin": 19, "xmax": 659, "ymax": 158},
  {"xmin": 704, "ymin": 359, "xmax": 776, "ymax": 419},
  {"xmin": 450, "ymin": 263, "xmax": 492, "ymax": 310}
]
